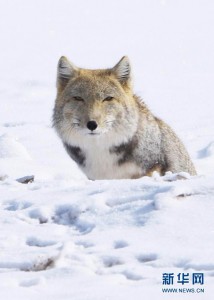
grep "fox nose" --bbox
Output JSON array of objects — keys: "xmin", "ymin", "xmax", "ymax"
[{"xmin": 87, "ymin": 120, "xmax": 98, "ymax": 131}]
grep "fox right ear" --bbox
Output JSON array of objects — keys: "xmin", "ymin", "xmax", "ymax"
[
  {"xmin": 112, "ymin": 56, "xmax": 131, "ymax": 86},
  {"xmin": 57, "ymin": 56, "xmax": 78, "ymax": 91}
]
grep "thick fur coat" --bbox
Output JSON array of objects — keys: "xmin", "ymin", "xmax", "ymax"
[{"xmin": 53, "ymin": 56, "xmax": 196, "ymax": 179}]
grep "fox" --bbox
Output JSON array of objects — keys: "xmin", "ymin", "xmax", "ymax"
[{"xmin": 53, "ymin": 56, "xmax": 197, "ymax": 180}]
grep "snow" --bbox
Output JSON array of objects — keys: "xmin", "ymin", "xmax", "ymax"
[{"xmin": 1, "ymin": 0, "xmax": 214, "ymax": 299}]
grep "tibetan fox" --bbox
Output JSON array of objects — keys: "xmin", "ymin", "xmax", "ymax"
[{"xmin": 53, "ymin": 56, "xmax": 196, "ymax": 180}]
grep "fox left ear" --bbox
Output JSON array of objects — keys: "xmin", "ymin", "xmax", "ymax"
[
  {"xmin": 112, "ymin": 56, "xmax": 131, "ymax": 85},
  {"xmin": 57, "ymin": 56, "xmax": 78, "ymax": 93},
  {"xmin": 57, "ymin": 56, "xmax": 78, "ymax": 79}
]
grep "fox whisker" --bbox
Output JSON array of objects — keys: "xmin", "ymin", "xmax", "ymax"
[{"xmin": 104, "ymin": 120, "xmax": 114, "ymax": 124}]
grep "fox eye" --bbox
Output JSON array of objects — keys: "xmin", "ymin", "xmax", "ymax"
[
  {"xmin": 73, "ymin": 96, "xmax": 84, "ymax": 102},
  {"xmin": 103, "ymin": 96, "xmax": 114, "ymax": 102}
]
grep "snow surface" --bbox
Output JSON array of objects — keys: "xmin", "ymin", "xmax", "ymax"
[{"xmin": 1, "ymin": 0, "xmax": 214, "ymax": 299}]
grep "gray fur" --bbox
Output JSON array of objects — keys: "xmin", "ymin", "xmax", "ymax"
[
  {"xmin": 110, "ymin": 136, "xmax": 139, "ymax": 166},
  {"xmin": 64, "ymin": 143, "xmax": 85, "ymax": 166},
  {"xmin": 53, "ymin": 56, "xmax": 196, "ymax": 179}
]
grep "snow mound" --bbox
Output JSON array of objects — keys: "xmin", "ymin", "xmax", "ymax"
[{"xmin": 0, "ymin": 134, "xmax": 31, "ymax": 160}]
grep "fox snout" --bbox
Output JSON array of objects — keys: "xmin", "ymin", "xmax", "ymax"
[{"xmin": 87, "ymin": 120, "xmax": 98, "ymax": 131}]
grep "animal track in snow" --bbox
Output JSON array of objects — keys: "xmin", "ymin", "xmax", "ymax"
[
  {"xmin": 3, "ymin": 122, "xmax": 26, "ymax": 127},
  {"xmin": 19, "ymin": 278, "xmax": 39, "ymax": 287},
  {"xmin": 53, "ymin": 204, "xmax": 95, "ymax": 234},
  {"xmin": 175, "ymin": 259, "xmax": 214, "ymax": 271},
  {"xmin": 19, "ymin": 277, "xmax": 45, "ymax": 287},
  {"xmin": 137, "ymin": 253, "xmax": 158, "ymax": 263},
  {"xmin": 102, "ymin": 256, "xmax": 124, "ymax": 268},
  {"xmin": 26, "ymin": 237, "xmax": 57, "ymax": 247},
  {"xmin": 28, "ymin": 208, "xmax": 51, "ymax": 224},
  {"xmin": 114, "ymin": 240, "xmax": 129, "ymax": 249},
  {"xmin": 4, "ymin": 200, "xmax": 32, "ymax": 211},
  {"xmin": 53, "ymin": 205, "xmax": 80, "ymax": 225},
  {"xmin": 75, "ymin": 240, "xmax": 94, "ymax": 248}
]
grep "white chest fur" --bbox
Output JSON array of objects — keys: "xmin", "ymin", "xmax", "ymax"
[{"xmin": 78, "ymin": 136, "xmax": 142, "ymax": 180}]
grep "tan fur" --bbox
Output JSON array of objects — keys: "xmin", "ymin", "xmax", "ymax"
[{"xmin": 53, "ymin": 56, "xmax": 196, "ymax": 180}]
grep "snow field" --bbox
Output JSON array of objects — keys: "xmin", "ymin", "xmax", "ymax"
[
  {"xmin": 1, "ymin": 0, "xmax": 214, "ymax": 299},
  {"xmin": 0, "ymin": 170, "xmax": 214, "ymax": 299}
]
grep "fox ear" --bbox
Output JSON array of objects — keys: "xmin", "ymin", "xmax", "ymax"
[
  {"xmin": 57, "ymin": 56, "xmax": 77, "ymax": 79},
  {"xmin": 57, "ymin": 56, "xmax": 78, "ymax": 91},
  {"xmin": 112, "ymin": 56, "xmax": 131, "ymax": 85}
]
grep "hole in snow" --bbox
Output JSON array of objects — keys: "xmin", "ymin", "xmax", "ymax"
[
  {"xmin": 102, "ymin": 256, "xmax": 124, "ymax": 268},
  {"xmin": 76, "ymin": 240, "xmax": 94, "ymax": 248},
  {"xmin": 4, "ymin": 200, "xmax": 32, "ymax": 211},
  {"xmin": 114, "ymin": 240, "xmax": 129, "ymax": 249},
  {"xmin": 26, "ymin": 237, "xmax": 57, "ymax": 247},
  {"xmin": 137, "ymin": 253, "xmax": 158, "ymax": 263}
]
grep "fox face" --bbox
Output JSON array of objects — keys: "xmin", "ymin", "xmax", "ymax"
[{"xmin": 53, "ymin": 56, "xmax": 139, "ymax": 147}]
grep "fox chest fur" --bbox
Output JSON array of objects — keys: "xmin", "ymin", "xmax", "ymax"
[
  {"xmin": 53, "ymin": 56, "xmax": 196, "ymax": 179},
  {"xmin": 63, "ymin": 137, "xmax": 144, "ymax": 180}
]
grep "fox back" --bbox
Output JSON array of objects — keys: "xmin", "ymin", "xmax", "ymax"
[{"xmin": 53, "ymin": 56, "xmax": 196, "ymax": 179}]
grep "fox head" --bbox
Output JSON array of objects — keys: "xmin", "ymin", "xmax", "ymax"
[{"xmin": 53, "ymin": 56, "xmax": 139, "ymax": 146}]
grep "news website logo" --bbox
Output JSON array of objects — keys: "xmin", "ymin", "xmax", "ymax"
[{"xmin": 162, "ymin": 273, "xmax": 205, "ymax": 294}]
